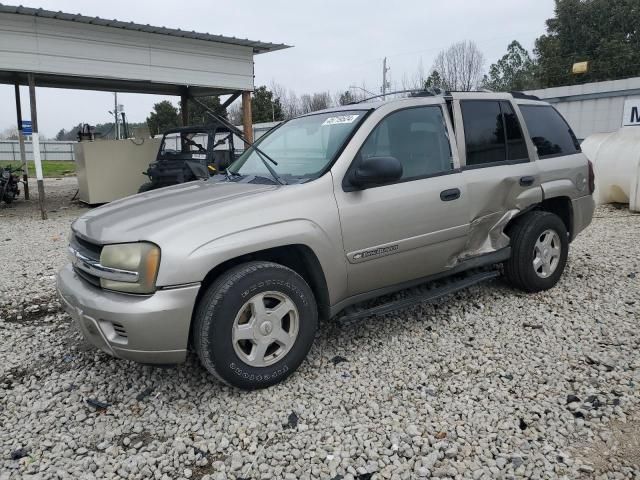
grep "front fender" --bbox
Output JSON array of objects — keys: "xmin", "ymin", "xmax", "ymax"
[{"xmin": 158, "ymin": 219, "xmax": 348, "ymax": 305}]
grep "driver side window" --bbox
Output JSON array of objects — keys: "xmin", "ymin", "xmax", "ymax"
[{"xmin": 359, "ymin": 106, "xmax": 453, "ymax": 180}]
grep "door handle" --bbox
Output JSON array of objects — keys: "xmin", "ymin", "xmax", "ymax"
[
  {"xmin": 520, "ymin": 176, "xmax": 535, "ymax": 187},
  {"xmin": 440, "ymin": 188, "xmax": 461, "ymax": 202}
]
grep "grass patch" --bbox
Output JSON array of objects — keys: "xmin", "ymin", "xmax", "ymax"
[{"xmin": 0, "ymin": 160, "xmax": 75, "ymax": 177}]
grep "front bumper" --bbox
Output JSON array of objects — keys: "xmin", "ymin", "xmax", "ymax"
[{"xmin": 56, "ymin": 264, "xmax": 200, "ymax": 364}]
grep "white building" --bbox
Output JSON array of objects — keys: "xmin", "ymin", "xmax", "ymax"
[{"xmin": 525, "ymin": 77, "xmax": 640, "ymax": 140}]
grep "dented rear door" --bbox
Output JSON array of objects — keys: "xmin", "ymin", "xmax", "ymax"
[{"xmin": 452, "ymin": 94, "xmax": 543, "ymax": 260}]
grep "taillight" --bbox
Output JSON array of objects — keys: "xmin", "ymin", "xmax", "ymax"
[{"xmin": 587, "ymin": 160, "xmax": 595, "ymax": 194}]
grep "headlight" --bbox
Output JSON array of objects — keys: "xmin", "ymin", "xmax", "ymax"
[{"xmin": 99, "ymin": 242, "xmax": 160, "ymax": 294}]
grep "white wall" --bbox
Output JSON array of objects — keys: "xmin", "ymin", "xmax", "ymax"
[
  {"xmin": 0, "ymin": 13, "xmax": 254, "ymax": 91},
  {"xmin": 526, "ymin": 77, "xmax": 640, "ymax": 140}
]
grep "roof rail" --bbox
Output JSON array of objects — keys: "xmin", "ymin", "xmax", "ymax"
[
  {"xmin": 351, "ymin": 87, "xmax": 448, "ymax": 104},
  {"xmin": 510, "ymin": 91, "xmax": 540, "ymax": 100}
]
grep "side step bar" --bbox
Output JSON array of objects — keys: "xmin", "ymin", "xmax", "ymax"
[{"xmin": 336, "ymin": 269, "xmax": 501, "ymax": 325}]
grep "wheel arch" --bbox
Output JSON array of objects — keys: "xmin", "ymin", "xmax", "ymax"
[
  {"xmin": 538, "ymin": 195, "xmax": 573, "ymax": 240},
  {"xmin": 505, "ymin": 195, "xmax": 574, "ymax": 241},
  {"xmin": 194, "ymin": 244, "xmax": 331, "ymax": 323}
]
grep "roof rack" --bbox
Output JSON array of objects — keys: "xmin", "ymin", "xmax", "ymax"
[
  {"xmin": 352, "ymin": 87, "xmax": 448, "ymax": 104},
  {"xmin": 350, "ymin": 89, "xmax": 541, "ymax": 104},
  {"xmin": 510, "ymin": 91, "xmax": 541, "ymax": 100}
]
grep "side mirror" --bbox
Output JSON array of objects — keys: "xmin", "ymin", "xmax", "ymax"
[{"xmin": 349, "ymin": 156, "xmax": 403, "ymax": 189}]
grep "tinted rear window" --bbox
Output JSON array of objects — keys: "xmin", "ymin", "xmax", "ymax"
[
  {"xmin": 461, "ymin": 101, "xmax": 506, "ymax": 166},
  {"xmin": 461, "ymin": 100, "xmax": 529, "ymax": 166},
  {"xmin": 519, "ymin": 105, "xmax": 581, "ymax": 158}
]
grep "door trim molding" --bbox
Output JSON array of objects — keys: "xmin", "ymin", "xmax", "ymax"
[{"xmin": 346, "ymin": 224, "xmax": 469, "ymax": 264}]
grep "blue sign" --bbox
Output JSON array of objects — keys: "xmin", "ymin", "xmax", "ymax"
[{"xmin": 21, "ymin": 120, "xmax": 32, "ymax": 136}]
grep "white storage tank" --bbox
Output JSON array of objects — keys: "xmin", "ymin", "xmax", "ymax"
[{"xmin": 581, "ymin": 127, "xmax": 640, "ymax": 212}]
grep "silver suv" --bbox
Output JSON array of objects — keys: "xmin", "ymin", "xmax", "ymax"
[{"xmin": 57, "ymin": 91, "xmax": 595, "ymax": 389}]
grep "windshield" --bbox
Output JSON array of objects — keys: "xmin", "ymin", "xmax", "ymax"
[
  {"xmin": 160, "ymin": 131, "xmax": 208, "ymax": 157},
  {"xmin": 228, "ymin": 110, "xmax": 366, "ymax": 179}
]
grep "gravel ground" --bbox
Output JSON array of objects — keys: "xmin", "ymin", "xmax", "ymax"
[{"xmin": 1, "ymin": 178, "xmax": 639, "ymax": 480}]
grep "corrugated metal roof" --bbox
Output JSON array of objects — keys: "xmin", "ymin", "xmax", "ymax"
[{"xmin": 0, "ymin": 3, "xmax": 291, "ymax": 54}]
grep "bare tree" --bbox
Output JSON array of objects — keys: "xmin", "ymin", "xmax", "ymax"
[
  {"xmin": 0, "ymin": 126, "xmax": 19, "ymax": 140},
  {"xmin": 299, "ymin": 92, "xmax": 332, "ymax": 114},
  {"xmin": 400, "ymin": 59, "xmax": 427, "ymax": 91},
  {"xmin": 271, "ymin": 81, "xmax": 301, "ymax": 119},
  {"xmin": 432, "ymin": 41, "xmax": 485, "ymax": 91},
  {"xmin": 282, "ymin": 91, "xmax": 300, "ymax": 119},
  {"xmin": 227, "ymin": 104, "xmax": 242, "ymax": 125}
]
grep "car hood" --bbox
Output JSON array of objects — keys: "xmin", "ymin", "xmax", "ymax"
[{"xmin": 72, "ymin": 180, "xmax": 277, "ymax": 244}]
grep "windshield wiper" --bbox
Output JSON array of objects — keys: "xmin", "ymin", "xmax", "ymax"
[
  {"xmin": 225, "ymin": 169, "xmax": 242, "ymax": 181},
  {"xmin": 254, "ymin": 149, "xmax": 287, "ymax": 185},
  {"xmin": 191, "ymin": 97, "xmax": 286, "ymax": 185}
]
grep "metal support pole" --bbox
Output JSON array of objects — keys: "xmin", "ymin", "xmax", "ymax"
[
  {"xmin": 114, "ymin": 92, "xmax": 119, "ymax": 140},
  {"xmin": 382, "ymin": 57, "xmax": 389, "ymax": 100},
  {"xmin": 242, "ymin": 91, "xmax": 253, "ymax": 147},
  {"xmin": 28, "ymin": 74, "xmax": 46, "ymax": 220},
  {"xmin": 180, "ymin": 91, "xmax": 189, "ymax": 126},
  {"xmin": 14, "ymin": 83, "xmax": 29, "ymax": 199}
]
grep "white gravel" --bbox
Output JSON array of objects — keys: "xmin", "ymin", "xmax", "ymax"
[{"xmin": 1, "ymin": 178, "xmax": 639, "ymax": 480}]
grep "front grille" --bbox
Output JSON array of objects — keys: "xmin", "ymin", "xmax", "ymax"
[
  {"xmin": 70, "ymin": 234, "xmax": 103, "ymax": 287},
  {"xmin": 73, "ymin": 266, "xmax": 101, "ymax": 287},
  {"xmin": 70, "ymin": 234, "xmax": 102, "ymax": 261}
]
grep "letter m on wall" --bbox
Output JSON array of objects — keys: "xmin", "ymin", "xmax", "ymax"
[{"xmin": 623, "ymin": 100, "xmax": 640, "ymax": 126}]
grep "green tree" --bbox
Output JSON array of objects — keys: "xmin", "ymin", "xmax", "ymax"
[
  {"xmin": 251, "ymin": 86, "xmax": 284, "ymax": 123},
  {"xmin": 146, "ymin": 101, "xmax": 180, "ymax": 136},
  {"xmin": 184, "ymin": 96, "xmax": 227, "ymax": 125},
  {"xmin": 535, "ymin": 0, "xmax": 640, "ymax": 87},
  {"xmin": 338, "ymin": 90, "xmax": 356, "ymax": 105},
  {"xmin": 424, "ymin": 70, "xmax": 445, "ymax": 89},
  {"xmin": 482, "ymin": 41, "xmax": 537, "ymax": 91}
]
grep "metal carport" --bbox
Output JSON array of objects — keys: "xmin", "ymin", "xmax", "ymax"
[{"xmin": 0, "ymin": 3, "xmax": 290, "ymax": 218}]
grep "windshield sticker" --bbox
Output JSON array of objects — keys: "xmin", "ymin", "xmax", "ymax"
[
  {"xmin": 322, "ymin": 115, "xmax": 359, "ymax": 126},
  {"xmin": 192, "ymin": 154, "xmax": 207, "ymax": 160}
]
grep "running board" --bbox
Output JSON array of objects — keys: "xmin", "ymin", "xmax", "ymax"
[{"xmin": 336, "ymin": 269, "xmax": 501, "ymax": 325}]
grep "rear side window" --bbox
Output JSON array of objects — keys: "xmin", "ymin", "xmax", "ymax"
[
  {"xmin": 359, "ymin": 106, "xmax": 453, "ymax": 180},
  {"xmin": 519, "ymin": 105, "xmax": 581, "ymax": 158},
  {"xmin": 461, "ymin": 100, "xmax": 529, "ymax": 167},
  {"xmin": 501, "ymin": 101, "xmax": 528, "ymax": 161}
]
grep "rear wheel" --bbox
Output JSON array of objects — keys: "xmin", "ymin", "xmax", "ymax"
[
  {"xmin": 193, "ymin": 261, "xmax": 318, "ymax": 389},
  {"xmin": 503, "ymin": 211, "xmax": 569, "ymax": 292}
]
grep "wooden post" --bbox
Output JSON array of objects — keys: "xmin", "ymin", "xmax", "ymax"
[
  {"xmin": 28, "ymin": 74, "xmax": 46, "ymax": 220},
  {"xmin": 180, "ymin": 91, "xmax": 189, "ymax": 126},
  {"xmin": 242, "ymin": 91, "xmax": 253, "ymax": 147},
  {"xmin": 14, "ymin": 83, "xmax": 29, "ymax": 200}
]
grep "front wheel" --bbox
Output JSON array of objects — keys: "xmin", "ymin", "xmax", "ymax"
[
  {"xmin": 193, "ymin": 261, "xmax": 318, "ymax": 389},
  {"xmin": 503, "ymin": 211, "xmax": 569, "ymax": 292}
]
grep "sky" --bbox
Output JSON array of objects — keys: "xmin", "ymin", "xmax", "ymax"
[{"xmin": 0, "ymin": 0, "xmax": 555, "ymax": 138}]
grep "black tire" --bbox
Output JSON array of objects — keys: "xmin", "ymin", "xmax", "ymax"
[
  {"xmin": 193, "ymin": 261, "xmax": 318, "ymax": 390},
  {"xmin": 137, "ymin": 182, "xmax": 155, "ymax": 193},
  {"xmin": 503, "ymin": 211, "xmax": 569, "ymax": 293}
]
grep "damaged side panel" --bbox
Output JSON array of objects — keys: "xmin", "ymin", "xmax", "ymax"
[{"xmin": 454, "ymin": 166, "xmax": 543, "ymax": 264}]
